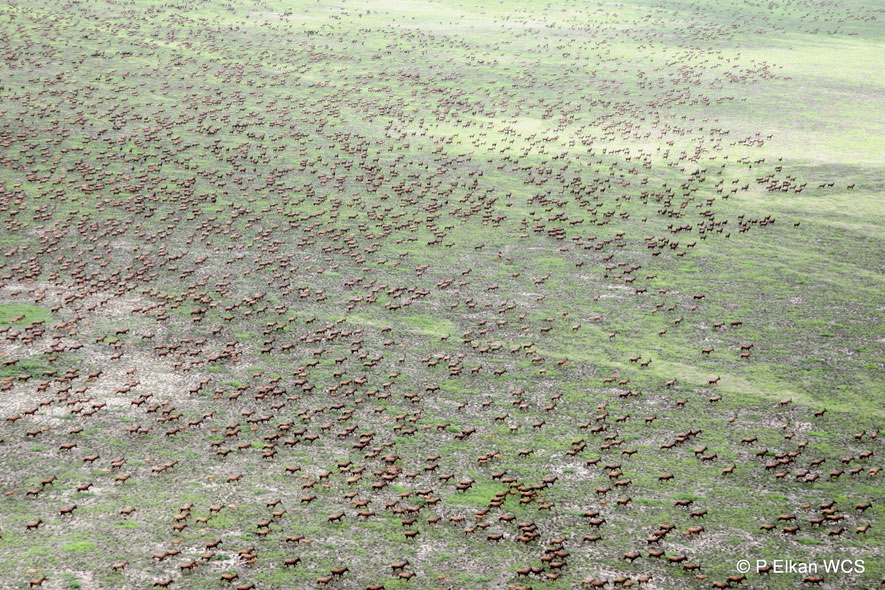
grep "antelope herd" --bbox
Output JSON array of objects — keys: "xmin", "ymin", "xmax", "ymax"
[{"xmin": 0, "ymin": 0, "xmax": 881, "ymax": 588}]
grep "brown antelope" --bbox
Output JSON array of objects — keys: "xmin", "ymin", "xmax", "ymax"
[{"xmin": 59, "ymin": 504, "xmax": 77, "ymax": 516}]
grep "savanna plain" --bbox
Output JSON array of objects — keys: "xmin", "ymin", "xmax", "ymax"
[{"xmin": 0, "ymin": 0, "xmax": 882, "ymax": 589}]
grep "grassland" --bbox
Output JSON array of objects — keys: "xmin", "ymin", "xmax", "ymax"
[{"xmin": 0, "ymin": 0, "xmax": 882, "ymax": 589}]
